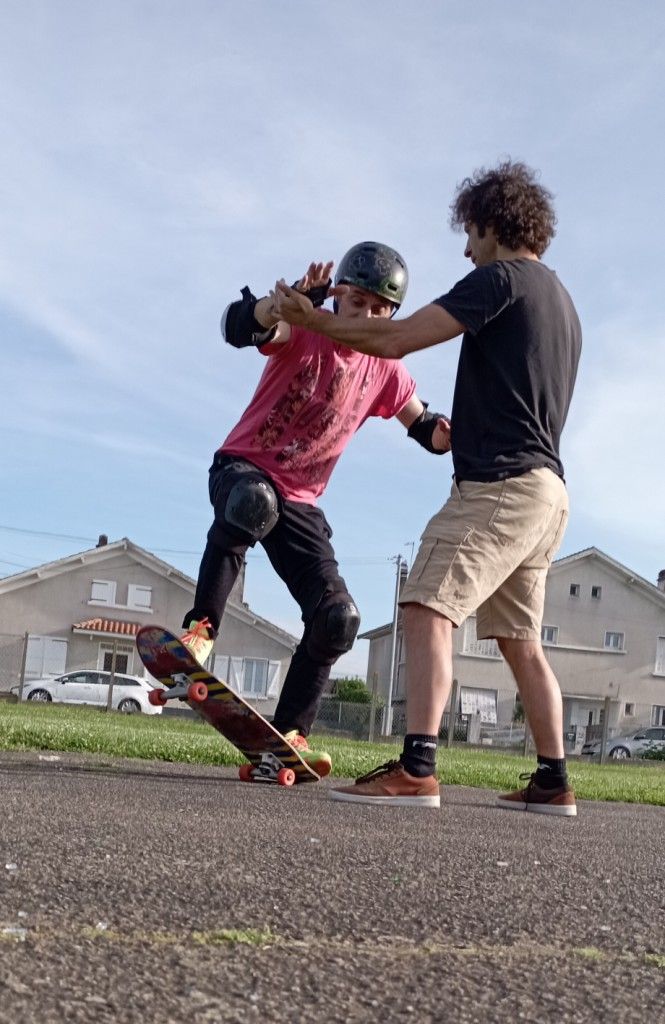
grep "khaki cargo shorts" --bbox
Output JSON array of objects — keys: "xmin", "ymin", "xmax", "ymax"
[{"xmin": 399, "ymin": 468, "xmax": 569, "ymax": 640}]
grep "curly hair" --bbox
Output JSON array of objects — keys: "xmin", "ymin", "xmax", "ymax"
[{"xmin": 449, "ymin": 160, "xmax": 557, "ymax": 257}]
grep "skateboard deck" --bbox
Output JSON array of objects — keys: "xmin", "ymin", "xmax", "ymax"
[{"xmin": 136, "ymin": 625, "xmax": 319, "ymax": 785}]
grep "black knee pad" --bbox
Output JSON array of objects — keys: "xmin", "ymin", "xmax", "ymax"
[
  {"xmin": 307, "ymin": 592, "xmax": 360, "ymax": 665},
  {"xmin": 222, "ymin": 475, "xmax": 279, "ymax": 544}
]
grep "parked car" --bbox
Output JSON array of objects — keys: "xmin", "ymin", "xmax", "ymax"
[
  {"xmin": 581, "ymin": 726, "xmax": 665, "ymax": 760},
  {"xmin": 11, "ymin": 670, "xmax": 163, "ymax": 715}
]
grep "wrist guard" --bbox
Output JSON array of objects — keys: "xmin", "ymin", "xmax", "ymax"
[
  {"xmin": 407, "ymin": 403, "xmax": 447, "ymax": 454},
  {"xmin": 291, "ymin": 278, "xmax": 331, "ymax": 308},
  {"xmin": 221, "ymin": 286, "xmax": 277, "ymax": 349}
]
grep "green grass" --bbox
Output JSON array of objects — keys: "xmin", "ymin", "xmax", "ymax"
[{"xmin": 1, "ymin": 702, "xmax": 664, "ymax": 805}]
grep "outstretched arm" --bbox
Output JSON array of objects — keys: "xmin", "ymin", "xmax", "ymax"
[
  {"xmin": 223, "ymin": 262, "xmax": 333, "ymax": 350},
  {"xmin": 271, "ymin": 280, "xmax": 465, "ymax": 358}
]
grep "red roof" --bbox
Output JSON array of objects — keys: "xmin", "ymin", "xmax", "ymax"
[{"xmin": 72, "ymin": 618, "xmax": 142, "ymax": 637}]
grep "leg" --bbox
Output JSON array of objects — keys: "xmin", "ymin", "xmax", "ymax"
[
  {"xmin": 403, "ymin": 604, "xmax": 454, "ymax": 735},
  {"xmin": 270, "ymin": 630, "xmax": 332, "ymax": 737},
  {"xmin": 494, "ymin": 642, "xmax": 575, "ymax": 813},
  {"xmin": 262, "ymin": 501, "xmax": 359, "ymax": 737},
  {"xmin": 495, "ymin": 638, "xmax": 561, "ymax": 761},
  {"xmin": 182, "ymin": 540, "xmax": 245, "ymax": 636},
  {"xmin": 497, "ymin": 638, "xmax": 564, "ymax": 758}
]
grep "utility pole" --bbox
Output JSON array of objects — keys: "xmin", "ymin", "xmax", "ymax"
[{"xmin": 383, "ymin": 555, "xmax": 407, "ymax": 737}]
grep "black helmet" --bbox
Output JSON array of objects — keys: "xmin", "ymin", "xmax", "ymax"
[{"xmin": 335, "ymin": 241, "xmax": 408, "ymax": 309}]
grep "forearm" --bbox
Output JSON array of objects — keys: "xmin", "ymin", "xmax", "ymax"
[
  {"xmin": 254, "ymin": 296, "xmax": 280, "ymax": 329},
  {"xmin": 303, "ymin": 310, "xmax": 406, "ymax": 358}
]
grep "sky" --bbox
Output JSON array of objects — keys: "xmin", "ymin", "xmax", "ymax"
[{"xmin": 1, "ymin": 1, "xmax": 664, "ymax": 678}]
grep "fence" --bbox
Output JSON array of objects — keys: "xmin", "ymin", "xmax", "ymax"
[{"xmin": 313, "ymin": 697, "xmax": 471, "ymax": 743}]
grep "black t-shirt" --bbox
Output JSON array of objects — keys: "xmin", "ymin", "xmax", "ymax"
[{"xmin": 434, "ymin": 259, "xmax": 581, "ymax": 482}]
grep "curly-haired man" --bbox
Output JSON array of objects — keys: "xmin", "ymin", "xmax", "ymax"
[{"xmin": 273, "ymin": 161, "xmax": 582, "ymax": 813}]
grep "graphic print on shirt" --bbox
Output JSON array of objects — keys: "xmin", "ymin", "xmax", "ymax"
[
  {"xmin": 250, "ymin": 353, "xmax": 377, "ymax": 478},
  {"xmin": 252, "ymin": 364, "xmax": 319, "ymax": 449}
]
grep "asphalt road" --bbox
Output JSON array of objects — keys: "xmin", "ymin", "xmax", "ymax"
[{"xmin": 0, "ymin": 750, "xmax": 663, "ymax": 1023}]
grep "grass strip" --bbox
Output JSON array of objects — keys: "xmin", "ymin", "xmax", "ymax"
[{"xmin": 1, "ymin": 703, "xmax": 664, "ymax": 805}]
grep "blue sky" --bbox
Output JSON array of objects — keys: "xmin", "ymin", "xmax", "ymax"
[{"xmin": 2, "ymin": 1, "xmax": 664, "ymax": 677}]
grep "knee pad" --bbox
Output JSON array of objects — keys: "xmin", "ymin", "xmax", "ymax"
[
  {"xmin": 307, "ymin": 592, "xmax": 360, "ymax": 665},
  {"xmin": 223, "ymin": 475, "xmax": 279, "ymax": 544}
]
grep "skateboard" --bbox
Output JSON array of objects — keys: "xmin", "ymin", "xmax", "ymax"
[{"xmin": 136, "ymin": 624, "xmax": 319, "ymax": 786}]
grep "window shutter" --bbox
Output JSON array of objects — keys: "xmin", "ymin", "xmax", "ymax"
[
  {"xmin": 266, "ymin": 661, "xmax": 281, "ymax": 697},
  {"xmin": 229, "ymin": 657, "xmax": 244, "ymax": 692},
  {"xmin": 26, "ymin": 636, "xmax": 68, "ymax": 678},
  {"xmin": 656, "ymin": 638, "xmax": 665, "ymax": 675}
]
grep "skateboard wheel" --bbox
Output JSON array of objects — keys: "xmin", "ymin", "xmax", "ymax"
[
  {"xmin": 277, "ymin": 767, "xmax": 296, "ymax": 787},
  {"xmin": 149, "ymin": 688, "xmax": 168, "ymax": 706},
  {"xmin": 188, "ymin": 681, "xmax": 208, "ymax": 703},
  {"xmin": 238, "ymin": 764, "xmax": 254, "ymax": 782}
]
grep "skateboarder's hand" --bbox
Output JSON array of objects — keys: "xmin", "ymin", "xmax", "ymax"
[
  {"xmin": 295, "ymin": 261, "xmax": 333, "ymax": 294},
  {"xmin": 432, "ymin": 416, "xmax": 452, "ymax": 453}
]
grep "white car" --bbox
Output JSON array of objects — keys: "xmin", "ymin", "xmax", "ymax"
[
  {"xmin": 12, "ymin": 670, "xmax": 163, "ymax": 715},
  {"xmin": 581, "ymin": 726, "xmax": 665, "ymax": 759}
]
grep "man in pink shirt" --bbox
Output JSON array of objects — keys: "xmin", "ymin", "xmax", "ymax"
[{"xmin": 181, "ymin": 242, "xmax": 450, "ymax": 775}]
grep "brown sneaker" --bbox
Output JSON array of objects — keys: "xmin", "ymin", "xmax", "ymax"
[
  {"xmin": 330, "ymin": 760, "xmax": 440, "ymax": 808},
  {"xmin": 497, "ymin": 773, "xmax": 577, "ymax": 817}
]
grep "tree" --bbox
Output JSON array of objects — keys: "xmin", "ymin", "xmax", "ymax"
[{"xmin": 334, "ymin": 677, "xmax": 372, "ymax": 704}]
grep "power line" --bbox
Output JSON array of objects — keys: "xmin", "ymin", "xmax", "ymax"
[{"xmin": 0, "ymin": 525, "xmax": 398, "ymax": 568}]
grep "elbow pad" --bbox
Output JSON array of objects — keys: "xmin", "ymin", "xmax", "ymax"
[
  {"xmin": 221, "ymin": 277, "xmax": 331, "ymax": 349},
  {"xmin": 221, "ymin": 286, "xmax": 277, "ymax": 349},
  {"xmin": 407, "ymin": 403, "xmax": 447, "ymax": 454}
]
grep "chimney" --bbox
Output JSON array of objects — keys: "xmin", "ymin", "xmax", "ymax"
[
  {"xmin": 658, "ymin": 570, "xmax": 665, "ymax": 593},
  {"xmin": 97, "ymin": 534, "xmax": 108, "ymax": 548}
]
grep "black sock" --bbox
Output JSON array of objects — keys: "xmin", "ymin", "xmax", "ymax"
[
  {"xmin": 401, "ymin": 734, "xmax": 438, "ymax": 778},
  {"xmin": 534, "ymin": 756, "xmax": 568, "ymax": 789}
]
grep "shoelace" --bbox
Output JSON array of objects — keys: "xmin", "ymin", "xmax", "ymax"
[
  {"xmin": 355, "ymin": 760, "xmax": 401, "ymax": 785},
  {"xmin": 182, "ymin": 617, "xmax": 212, "ymax": 644}
]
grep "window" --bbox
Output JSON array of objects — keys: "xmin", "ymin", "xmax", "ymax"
[
  {"xmin": 90, "ymin": 580, "xmax": 116, "ymax": 605},
  {"xmin": 460, "ymin": 687, "xmax": 498, "ymax": 724},
  {"xmin": 541, "ymin": 625, "xmax": 559, "ymax": 645},
  {"xmin": 243, "ymin": 659, "xmax": 269, "ymax": 696},
  {"xmin": 655, "ymin": 637, "xmax": 665, "ymax": 676},
  {"xmin": 652, "ymin": 706, "xmax": 665, "ymax": 726},
  {"xmin": 604, "ymin": 631, "xmax": 624, "ymax": 651},
  {"xmin": 569, "ymin": 583, "xmax": 580, "ymax": 598},
  {"xmin": 213, "ymin": 655, "xmax": 280, "ymax": 698},
  {"xmin": 462, "ymin": 618, "xmax": 501, "ymax": 658},
  {"xmin": 98, "ymin": 642, "xmax": 134, "ymax": 674},
  {"xmin": 624, "ymin": 703, "xmax": 635, "ymax": 716},
  {"xmin": 591, "ymin": 585, "xmax": 602, "ymax": 599},
  {"xmin": 127, "ymin": 584, "xmax": 152, "ymax": 610}
]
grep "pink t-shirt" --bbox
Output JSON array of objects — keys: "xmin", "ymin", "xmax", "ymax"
[{"xmin": 220, "ymin": 323, "xmax": 416, "ymax": 503}]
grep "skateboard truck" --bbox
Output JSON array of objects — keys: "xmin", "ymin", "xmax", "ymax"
[
  {"xmin": 148, "ymin": 673, "xmax": 209, "ymax": 707},
  {"xmin": 238, "ymin": 752, "xmax": 296, "ymax": 787}
]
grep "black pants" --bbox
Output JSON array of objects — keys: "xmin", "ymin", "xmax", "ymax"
[{"xmin": 183, "ymin": 455, "xmax": 355, "ymax": 735}]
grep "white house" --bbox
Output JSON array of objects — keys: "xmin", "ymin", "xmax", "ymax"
[
  {"xmin": 361, "ymin": 548, "xmax": 665, "ymax": 746},
  {"xmin": 0, "ymin": 536, "xmax": 298, "ymax": 713}
]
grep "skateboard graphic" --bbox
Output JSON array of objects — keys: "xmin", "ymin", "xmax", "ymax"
[{"xmin": 136, "ymin": 625, "xmax": 319, "ymax": 786}]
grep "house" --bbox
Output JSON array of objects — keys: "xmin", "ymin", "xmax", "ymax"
[
  {"xmin": 361, "ymin": 548, "xmax": 665, "ymax": 748},
  {"xmin": 0, "ymin": 536, "xmax": 298, "ymax": 713}
]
